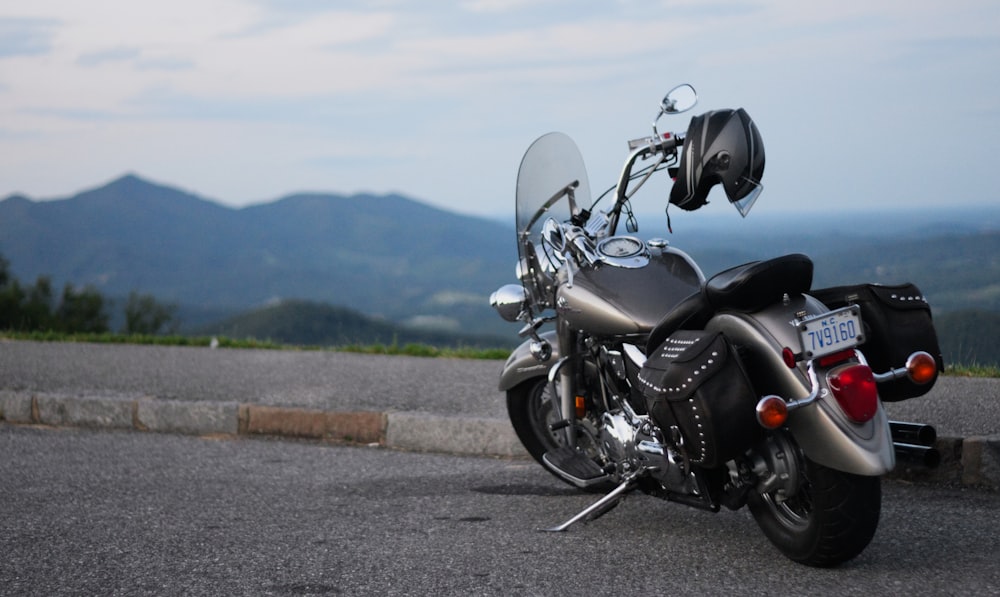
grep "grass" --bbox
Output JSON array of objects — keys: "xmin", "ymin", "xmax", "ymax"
[
  {"xmin": 0, "ymin": 330, "xmax": 511, "ymax": 360},
  {"xmin": 946, "ymin": 363, "xmax": 1000, "ymax": 378}
]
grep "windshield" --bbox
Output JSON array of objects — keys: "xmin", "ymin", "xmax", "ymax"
[{"xmin": 515, "ymin": 132, "xmax": 592, "ymax": 258}]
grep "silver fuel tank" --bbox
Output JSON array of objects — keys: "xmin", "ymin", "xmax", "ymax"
[{"xmin": 555, "ymin": 243, "xmax": 704, "ymax": 337}]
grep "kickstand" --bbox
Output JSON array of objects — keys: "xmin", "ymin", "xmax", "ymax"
[{"xmin": 540, "ymin": 475, "xmax": 637, "ymax": 533}]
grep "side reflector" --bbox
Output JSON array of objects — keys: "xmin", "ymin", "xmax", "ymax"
[
  {"xmin": 756, "ymin": 396, "xmax": 788, "ymax": 429},
  {"xmin": 829, "ymin": 364, "xmax": 878, "ymax": 423},
  {"xmin": 906, "ymin": 351, "xmax": 938, "ymax": 385},
  {"xmin": 781, "ymin": 347, "xmax": 797, "ymax": 369},
  {"xmin": 575, "ymin": 395, "xmax": 586, "ymax": 418}
]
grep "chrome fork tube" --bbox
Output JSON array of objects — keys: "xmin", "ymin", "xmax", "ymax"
[{"xmin": 557, "ymin": 322, "xmax": 578, "ymax": 447}]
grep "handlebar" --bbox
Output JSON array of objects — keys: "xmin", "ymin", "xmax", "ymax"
[
  {"xmin": 627, "ymin": 132, "xmax": 684, "ymax": 154},
  {"xmin": 608, "ymin": 132, "xmax": 684, "ymax": 235}
]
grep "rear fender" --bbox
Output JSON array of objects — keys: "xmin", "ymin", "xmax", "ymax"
[
  {"xmin": 705, "ymin": 296, "xmax": 895, "ymax": 475},
  {"xmin": 498, "ymin": 330, "xmax": 560, "ymax": 391}
]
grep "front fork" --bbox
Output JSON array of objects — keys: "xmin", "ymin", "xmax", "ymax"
[{"xmin": 553, "ymin": 323, "xmax": 579, "ymax": 448}]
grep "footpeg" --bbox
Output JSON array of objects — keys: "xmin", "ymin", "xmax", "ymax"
[{"xmin": 542, "ymin": 447, "xmax": 610, "ymax": 488}]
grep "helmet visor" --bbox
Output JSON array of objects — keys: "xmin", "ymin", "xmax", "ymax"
[{"xmin": 731, "ymin": 178, "xmax": 762, "ymax": 217}]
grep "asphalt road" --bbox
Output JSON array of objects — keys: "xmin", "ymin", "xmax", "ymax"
[
  {"xmin": 0, "ymin": 340, "xmax": 507, "ymax": 418},
  {"xmin": 1, "ymin": 340, "xmax": 998, "ymax": 438},
  {"xmin": 2, "ymin": 424, "xmax": 999, "ymax": 596}
]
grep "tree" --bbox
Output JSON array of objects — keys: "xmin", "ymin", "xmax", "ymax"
[
  {"xmin": 0, "ymin": 257, "xmax": 26, "ymax": 330},
  {"xmin": 123, "ymin": 291, "xmax": 177, "ymax": 335},
  {"xmin": 22, "ymin": 276, "xmax": 55, "ymax": 330},
  {"xmin": 55, "ymin": 284, "xmax": 108, "ymax": 333}
]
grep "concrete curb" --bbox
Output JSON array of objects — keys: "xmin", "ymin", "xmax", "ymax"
[
  {"xmin": 1, "ymin": 390, "xmax": 995, "ymax": 489},
  {"xmin": 0, "ymin": 390, "xmax": 529, "ymax": 459}
]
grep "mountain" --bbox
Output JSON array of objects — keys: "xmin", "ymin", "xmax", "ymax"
[
  {"xmin": 0, "ymin": 174, "xmax": 519, "ymax": 338},
  {"xmin": 4, "ymin": 173, "xmax": 1000, "ymax": 355}
]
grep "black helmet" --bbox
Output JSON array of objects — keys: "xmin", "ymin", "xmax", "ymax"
[{"xmin": 669, "ymin": 108, "xmax": 764, "ymax": 217}]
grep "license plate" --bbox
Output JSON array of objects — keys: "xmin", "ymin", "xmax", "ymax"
[{"xmin": 797, "ymin": 306, "xmax": 864, "ymax": 359}]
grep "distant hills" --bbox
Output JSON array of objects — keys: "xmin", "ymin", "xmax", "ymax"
[
  {"xmin": 3, "ymin": 174, "xmax": 1000, "ymax": 362},
  {"xmin": 0, "ymin": 174, "xmax": 518, "ymax": 340},
  {"xmin": 200, "ymin": 299, "xmax": 512, "ymax": 348}
]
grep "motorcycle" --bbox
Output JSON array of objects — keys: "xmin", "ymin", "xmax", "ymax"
[{"xmin": 490, "ymin": 84, "xmax": 944, "ymax": 567}]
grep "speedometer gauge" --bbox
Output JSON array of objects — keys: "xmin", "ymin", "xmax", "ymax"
[
  {"xmin": 598, "ymin": 237, "xmax": 643, "ymax": 258},
  {"xmin": 596, "ymin": 236, "xmax": 650, "ymax": 269}
]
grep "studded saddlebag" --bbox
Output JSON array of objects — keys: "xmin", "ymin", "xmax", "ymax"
[
  {"xmin": 811, "ymin": 283, "xmax": 944, "ymax": 402},
  {"xmin": 637, "ymin": 330, "xmax": 760, "ymax": 468}
]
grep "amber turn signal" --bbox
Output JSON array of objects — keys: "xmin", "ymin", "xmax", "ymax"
[
  {"xmin": 755, "ymin": 395, "xmax": 788, "ymax": 429},
  {"xmin": 906, "ymin": 351, "xmax": 938, "ymax": 385}
]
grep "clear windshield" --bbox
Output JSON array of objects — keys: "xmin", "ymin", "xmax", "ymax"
[{"xmin": 515, "ymin": 132, "xmax": 592, "ymax": 261}]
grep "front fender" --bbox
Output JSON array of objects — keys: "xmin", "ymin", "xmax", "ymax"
[{"xmin": 497, "ymin": 330, "xmax": 560, "ymax": 391}]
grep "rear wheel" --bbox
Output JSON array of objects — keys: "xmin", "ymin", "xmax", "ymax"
[{"xmin": 748, "ymin": 442, "xmax": 881, "ymax": 567}]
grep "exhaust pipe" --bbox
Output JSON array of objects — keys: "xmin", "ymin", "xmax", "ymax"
[
  {"xmin": 889, "ymin": 421, "xmax": 936, "ymax": 445},
  {"xmin": 890, "ymin": 420, "xmax": 940, "ymax": 468},
  {"xmin": 893, "ymin": 442, "xmax": 942, "ymax": 468}
]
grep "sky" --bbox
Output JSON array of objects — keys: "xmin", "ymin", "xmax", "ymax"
[{"xmin": 1, "ymin": 0, "xmax": 999, "ymax": 220}]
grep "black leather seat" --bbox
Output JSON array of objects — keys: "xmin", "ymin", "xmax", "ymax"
[
  {"xmin": 645, "ymin": 253, "xmax": 813, "ymax": 354},
  {"xmin": 704, "ymin": 253, "xmax": 813, "ymax": 312}
]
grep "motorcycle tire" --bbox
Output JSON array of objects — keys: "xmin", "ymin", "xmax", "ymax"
[
  {"xmin": 506, "ymin": 376, "xmax": 566, "ymax": 466},
  {"xmin": 748, "ymin": 454, "xmax": 881, "ymax": 567},
  {"xmin": 506, "ymin": 376, "xmax": 613, "ymax": 492}
]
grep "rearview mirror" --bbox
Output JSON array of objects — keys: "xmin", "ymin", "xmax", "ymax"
[{"xmin": 660, "ymin": 83, "xmax": 697, "ymax": 115}]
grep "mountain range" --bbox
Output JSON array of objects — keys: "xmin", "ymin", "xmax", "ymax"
[
  {"xmin": 3, "ymin": 174, "xmax": 1000, "ymax": 361},
  {"xmin": 0, "ymin": 174, "xmax": 518, "ymax": 338}
]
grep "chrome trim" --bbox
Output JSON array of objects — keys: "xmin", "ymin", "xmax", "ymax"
[
  {"xmin": 871, "ymin": 351, "xmax": 935, "ymax": 384},
  {"xmin": 622, "ymin": 343, "xmax": 647, "ymax": 368},
  {"xmin": 595, "ymin": 236, "xmax": 651, "ymax": 269},
  {"xmin": 547, "ymin": 355, "xmax": 572, "ymax": 385},
  {"xmin": 773, "ymin": 361, "xmax": 823, "ymax": 414}
]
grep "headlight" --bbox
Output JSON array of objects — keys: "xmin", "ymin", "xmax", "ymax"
[{"xmin": 490, "ymin": 284, "xmax": 528, "ymax": 322}]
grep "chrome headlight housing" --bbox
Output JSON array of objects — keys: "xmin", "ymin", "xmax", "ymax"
[{"xmin": 490, "ymin": 284, "xmax": 528, "ymax": 322}]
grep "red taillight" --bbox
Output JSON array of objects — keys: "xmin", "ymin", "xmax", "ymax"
[
  {"xmin": 828, "ymin": 364, "xmax": 878, "ymax": 423},
  {"xmin": 817, "ymin": 349, "xmax": 857, "ymax": 368}
]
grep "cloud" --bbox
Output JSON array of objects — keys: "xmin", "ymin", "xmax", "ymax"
[
  {"xmin": 0, "ymin": 17, "xmax": 59, "ymax": 58},
  {"xmin": 77, "ymin": 46, "xmax": 141, "ymax": 67},
  {"xmin": 0, "ymin": 0, "xmax": 998, "ymax": 215}
]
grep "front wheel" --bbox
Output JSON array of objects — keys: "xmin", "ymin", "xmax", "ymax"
[
  {"xmin": 748, "ymin": 451, "xmax": 882, "ymax": 567},
  {"xmin": 506, "ymin": 376, "xmax": 613, "ymax": 491},
  {"xmin": 506, "ymin": 376, "xmax": 565, "ymax": 466}
]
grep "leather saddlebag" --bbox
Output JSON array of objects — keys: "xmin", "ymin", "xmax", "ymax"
[
  {"xmin": 811, "ymin": 283, "xmax": 944, "ymax": 401},
  {"xmin": 638, "ymin": 330, "xmax": 760, "ymax": 468}
]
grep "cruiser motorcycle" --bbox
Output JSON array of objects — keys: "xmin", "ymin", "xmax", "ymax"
[{"xmin": 490, "ymin": 84, "xmax": 944, "ymax": 567}]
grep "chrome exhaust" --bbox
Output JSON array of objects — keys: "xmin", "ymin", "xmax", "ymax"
[
  {"xmin": 890, "ymin": 420, "xmax": 937, "ymax": 445},
  {"xmin": 890, "ymin": 420, "xmax": 940, "ymax": 468}
]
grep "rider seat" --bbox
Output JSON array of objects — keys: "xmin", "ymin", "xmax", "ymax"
[{"xmin": 645, "ymin": 253, "xmax": 813, "ymax": 354}]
